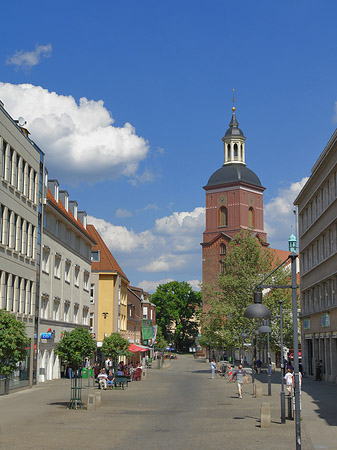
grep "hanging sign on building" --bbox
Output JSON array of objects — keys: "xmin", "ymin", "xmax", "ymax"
[{"xmin": 142, "ymin": 319, "xmax": 153, "ymax": 340}]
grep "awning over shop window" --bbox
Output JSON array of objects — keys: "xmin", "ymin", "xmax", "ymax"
[{"xmin": 129, "ymin": 343, "xmax": 150, "ymax": 353}]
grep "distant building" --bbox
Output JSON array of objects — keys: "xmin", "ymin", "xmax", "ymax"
[
  {"xmin": 294, "ymin": 128, "xmax": 337, "ymax": 382},
  {"xmin": 202, "ymin": 106, "xmax": 268, "ymax": 293},
  {"xmin": 0, "ymin": 101, "xmax": 44, "ymax": 390},
  {"xmin": 86, "ymin": 225, "xmax": 129, "ymax": 351},
  {"xmin": 38, "ymin": 179, "xmax": 95, "ymax": 381},
  {"xmin": 127, "ymin": 286, "xmax": 142, "ymax": 345}
]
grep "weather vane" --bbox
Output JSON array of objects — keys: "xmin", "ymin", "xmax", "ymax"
[{"xmin": 232, "ymin": 88, "xmax": 236, "ymax": 111}]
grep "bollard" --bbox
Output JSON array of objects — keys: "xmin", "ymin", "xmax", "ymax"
[
  {"xmin": 255, "ymin": 385, "xmax": 262, "ymax": 398},
  {"xmin": 95, "ymin": 392, "xmax": 101, "ymax": 407},
  {"xmin": 87, "ymin": 394, "xmax": 96, "ymax": 411},
  {"xmin": 260, "ymin": 402, "xmax": 271, "ymax": 428},
  {"xmin": 287, "ymin": 395, "xmax": 293, "ymax": 420}
]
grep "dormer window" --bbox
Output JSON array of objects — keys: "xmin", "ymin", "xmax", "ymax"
[{"xmin": 91, "ymin": 250, "xmax": 100, "ymax": 262}]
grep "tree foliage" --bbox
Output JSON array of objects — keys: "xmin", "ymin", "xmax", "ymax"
[
  {"xmin": 0, "ymin": 309, "xmax": 30, "ymax": 377},
  {"xmin": 101, "ymin": 332, "xmax": 131, "ymax": 364},
  {"xmin": 154, "ymin": 326, "xmax": 167, "ymax": 351},
  {"xmin": 55, "ymin": 327, "xmax": 96, "ymax": 371},
  {"xmin": 151, "ymin": 281, "xmax": 201, "ymax": 351},
  {"xmin": 201, "ymin": 230, "xmax": 296, "ymax": 353}
]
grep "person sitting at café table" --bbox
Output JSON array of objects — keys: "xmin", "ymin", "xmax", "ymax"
[
  {"xmin": 106, "ymin": 370, "xmax": 115, "ymax": 389},
  {"xmin": 97, "ymin": 369, "xmax": 108, "ymax": 390}
]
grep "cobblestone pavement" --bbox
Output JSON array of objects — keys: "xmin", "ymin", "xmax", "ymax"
[{"xmin": 0, "ymin": 356, "xmax": 336, "ymax": 449}]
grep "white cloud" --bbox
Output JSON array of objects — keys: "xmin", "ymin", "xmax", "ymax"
[
  {"xmin": 115, "ymin": 208, "xmax": 132, "ymax": 218},
  {"xmin": 264, "ymin": 178, "xmax": 309, "ymax": 249},
  {"xmin": 140, "ymin": 254, "xmax": 187, "ymax": 272},
  {"xmin": 141, "ymin": 203, "xmax": 158, "ymax": 212},
  {"xmin": 87, "ymin": 206, "xmax": 204, "ymax": 278},
  {"xmin": 6, "ymin": 44, "xmax": 52, "ymax": 69},
  {"xmin": 87, "ymin": 215, "xmax": 156, "ymax": 252},
  {"xmin": 137, "ymin": 278, "xmax": 174, "ymax": 294},
  {"xmin": 0, "ymin": 83, "xmax": 149, "ymax": 184}
]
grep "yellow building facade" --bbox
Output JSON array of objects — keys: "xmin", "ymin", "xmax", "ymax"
[{"xmin": 87, "ymin": 225, "xmax": 129, "ymax": 345}]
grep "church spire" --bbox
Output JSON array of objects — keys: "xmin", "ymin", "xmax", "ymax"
[{"xmin": 222, "ymin": 90, "xmax": 246, "ymax": 166}]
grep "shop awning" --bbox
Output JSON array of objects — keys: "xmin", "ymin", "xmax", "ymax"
[{"xmin": 129, "ymin": 343, "xmax": 150, "ymax": 353}]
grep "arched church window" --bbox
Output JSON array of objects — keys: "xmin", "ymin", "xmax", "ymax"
[
  {"xmin": 248, "ymin": 207, "xmax": 255, "ymax": 228},
  {"xmin": 220, "ymin": 244, "xmax": 226, "ymax": 255},
  {"xmin": 234, "ymin": 143, "xmax": 238, "ymax": 160},
  {"xmin": 219, "ymin": 207, "xmax": 228, "ymax": 227},
  {"xmin": 227, "ymin": 144, "xmax": 231, "ymax": 160}
]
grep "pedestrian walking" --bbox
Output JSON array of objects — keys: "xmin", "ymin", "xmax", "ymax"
[
  {"xmin": 315, "ymin": 360, "xmax": 323, "ymax": 381},
  {"xmin": 231, "ymin": 364, "xmax": 248, "ymax": 398},
  {"xmin": 284, "ymin": 369, "xmax": 293, "ymax": 395},
  {"xmin": 210, "ymin": 359, "xmax": 216, "ymax": 379}
]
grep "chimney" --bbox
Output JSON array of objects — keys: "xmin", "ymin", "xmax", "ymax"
[
  {"xmin": 47, "ymin": 179, "xmax": 59, "ymax": 202},
  {"xmin": 69, "ymin": 200, "xmax": 78, "ymax": 220},
  {"xmin": 59, "ymin": 190, "xmax": 69, "ymax": 211},
  {"xmin": 78, "ymin": 211, "xmax": 87, "ymax": 228}
]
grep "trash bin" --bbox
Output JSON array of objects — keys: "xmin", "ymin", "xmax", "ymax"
[
  {"xmin": 82, "ymin": 368, "xmax": 88, "ymax": 379},
  {"xmin": 149, "ymin": 358, "xmax": 152, "ymax": 364}
]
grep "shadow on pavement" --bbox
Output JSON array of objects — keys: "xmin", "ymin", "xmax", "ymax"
[{"xmin": 301, "ymin": 378, "xmax": 337, "ymax": 427}]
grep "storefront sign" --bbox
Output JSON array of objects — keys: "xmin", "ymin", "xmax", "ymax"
[
  {"xmin": 321, "ymin": 313, "xmax": 330, "ymax": 328},
  {"xmin": 40, "ymin": 333, "xmax": 52, "ymax": 339}
]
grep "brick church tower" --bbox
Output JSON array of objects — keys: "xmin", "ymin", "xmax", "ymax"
[{"xmin": 201, "ymin": 105, "xmax": 268, "ymax": 289}]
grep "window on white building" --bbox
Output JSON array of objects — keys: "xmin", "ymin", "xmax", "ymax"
[
  {"xmin": 65, "ymin": 260, "xmax": 71, "ymax": 283},
  {"xmin": 53, "ymin": 299, "xmax": 60, "ymax": 321},
  {"xmin": 54, "ymin": 254, "xmax": 61, "ymax": 279},
  {"xmin": 41, "ymin": 296, "xmax": 49, "ymax": 319},
  {"xmin": 74, "ymin": 266, "xmax": 80, "ymax": 287},
  {"xmin": 83, "ymin": 272, "xmax": 89, "ymax": 291},
  {"xmin": 74, "ymin": 304, "xmax": 79, "ymax": 323},
  {"xmin": 42, "ymin": 247, "xmax": 50, "ymax": 273},
  {"xmin": 64, "ymin": 301, "xmax": 70, "ymax": 322},
  {"xmin": 83, "ymin": 307, "xmax": 89, "ymax": 325},
  {"xmin": 90, "ymin": 283, "xmax": 94, "ymax": 303}
]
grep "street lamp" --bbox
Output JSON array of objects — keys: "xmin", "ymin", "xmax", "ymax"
[
  {"xmin": 259, "ymin": 323, "xmax": 272, "ymax": 396},
  {"xmin": 243, "ymin": 234, "xmax": 301, "ymax": 449}
]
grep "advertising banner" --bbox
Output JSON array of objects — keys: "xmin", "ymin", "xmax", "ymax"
[{"xmin": 142, "ymin": 319, "xmax": 153, "ymax": 340}]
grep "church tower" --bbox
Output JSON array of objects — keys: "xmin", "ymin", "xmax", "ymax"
[{"xmin": 201, "ymin": 104, "xmax": 268, "ymax": 289}]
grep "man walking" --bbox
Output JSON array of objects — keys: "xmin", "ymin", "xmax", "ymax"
[{"xmin": 231, "ymin": 364, "xmax": 248, "ymax": 398}]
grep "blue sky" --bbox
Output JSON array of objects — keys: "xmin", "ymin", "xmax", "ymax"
[{"xmin": 1, "ymin": 0, "xmax": 337, "ymax": 292}]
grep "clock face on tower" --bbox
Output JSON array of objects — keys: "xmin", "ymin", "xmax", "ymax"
[{"xmin": 219, "ymin": 195, "xmax": 227, "ymax": 205}]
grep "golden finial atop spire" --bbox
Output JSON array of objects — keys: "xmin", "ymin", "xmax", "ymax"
[{"xmin": 232, "ymin": 88, "xmax": 236, "ymax": 112}]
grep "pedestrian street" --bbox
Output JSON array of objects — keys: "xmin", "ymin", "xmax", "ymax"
[{"xmin": 1, "ymin": 355, "xmax": 336, "ymax": 449}]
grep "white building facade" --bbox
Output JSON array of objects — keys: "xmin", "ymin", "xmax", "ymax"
[
  {"xmin": 295, "ymin": 128, "xmax": 337, "ymax": 382},
  {"xmin": 0, "ymin": 101, "xmax": 44, "ymax": 389},
  {"xmin": 38, "ymin": 178, "xmax": 95, "ymax": 382}
]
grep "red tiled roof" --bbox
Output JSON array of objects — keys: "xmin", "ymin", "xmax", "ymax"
[
  {"xmin": 86, "ymin": 224, "xmax": 129, "ymax": 282},
  {"xmin": 46, "ymin": 188, "xmax": 95, "ymax": 243}
]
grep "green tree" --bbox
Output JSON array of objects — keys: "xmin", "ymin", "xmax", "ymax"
[
  {"xmin": 151, "ymin": 281, "xmax": 202, "ymax": 352},
  {"xmin": 0, "ymin": 309, "xmax": 30, "ymax": 378},
  {"xmin": 101, "ymin": 332, "xmax": 131, "ymax": 365},
  {"xmin": 154, "ymin": 326, "xmax": 167, "ymax": 351},
  {"xmin": 202, "ymin": 230, "xmax": 295, "ymax": 354},
  {"xmin": 55, "ymin": 327, "xmax": 96, "ymax": 372}
]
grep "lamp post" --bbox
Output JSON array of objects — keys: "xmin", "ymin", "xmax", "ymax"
[
  {"xmin": 243, "ymin": 234, "xmax": 301, "ymax": 449},
  {"xmin": 279, "ymin": 299, "xmax": 285, "ymax": 424},
  {"xmin": 259, "ymin": 323, "xmax": 272, "ymax": 396},
  {"xmin": 241, "ymin": 332, "xmax": 247, "ymax": 364}
]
